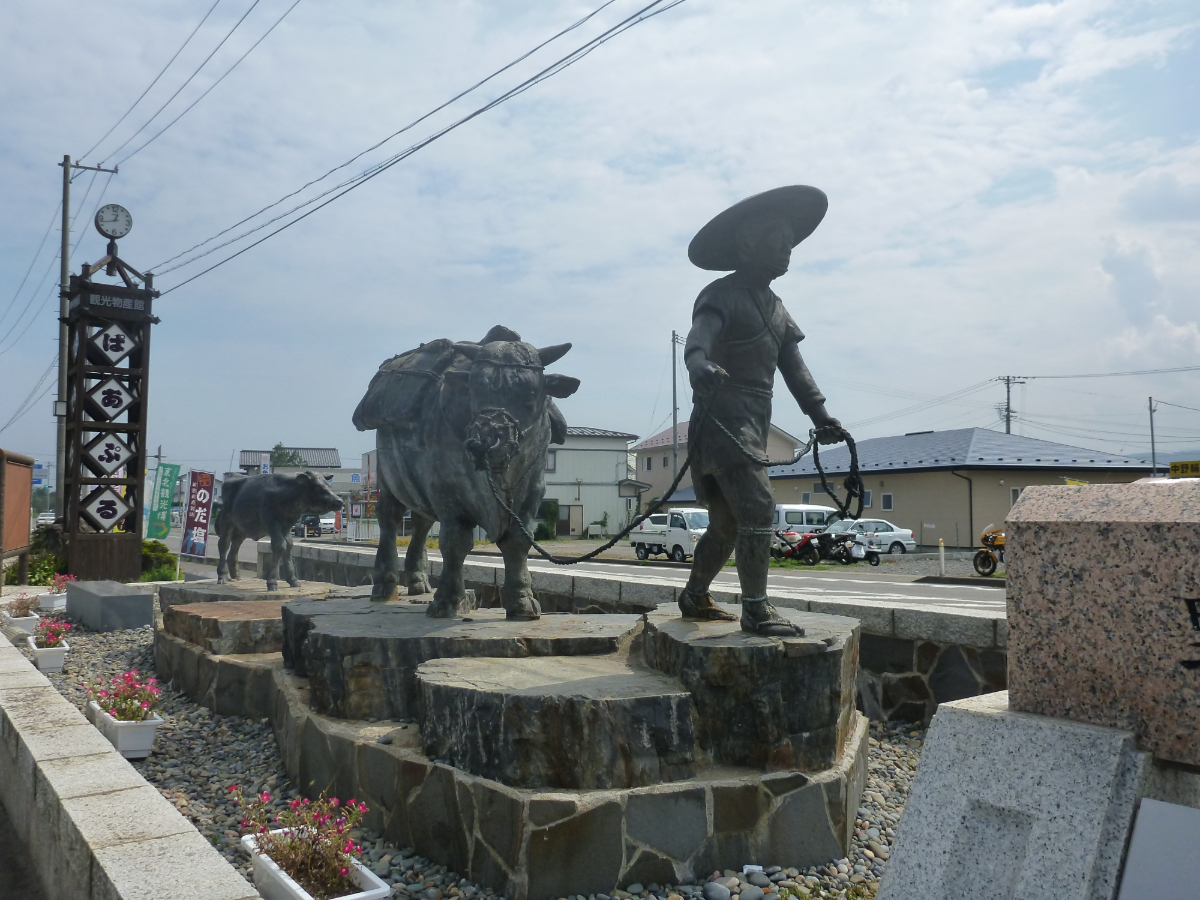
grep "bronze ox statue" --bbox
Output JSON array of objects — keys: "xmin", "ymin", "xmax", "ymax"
[
  {"xmin": 352, "ymin": 325, "xmax": 579, "ymax": 619},
  {"xmin": 215, "ymin": 471, "xmax": 342, "ymax": 591}
]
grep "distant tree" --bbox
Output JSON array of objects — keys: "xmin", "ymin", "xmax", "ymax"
[{"xmin": 270, "ymin": 443, "xmax": 307, "ymax": 469}]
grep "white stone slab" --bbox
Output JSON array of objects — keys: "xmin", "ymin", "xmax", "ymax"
[
  {"xmin": 1116, "ymin": 798, "xmax": 1200, "ymax": 900},
  {"xmin": 878, "ymin": 691, "xmax": 1144, "ymax": 900}
]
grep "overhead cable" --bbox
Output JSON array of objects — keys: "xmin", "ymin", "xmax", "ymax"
[
  {"xmin": 156, "ymin": 0, "xmax": 689, "ymax": 293},
  {"xmin": 99, "ymin": 0, "xmax": 264, "ymax": 166},
  {"xmin": 0, "ymin": 353, "xmax": 58, "ymax": 436},
  {"xmin": 148, "ymin": 0, "xmax": 621, "ymax": 272},
  {"xmin": 78, "ymin": 0, "xmax": 223, "ymax": 162},
  {"xmin": 845, "ymin": 380, "xmax": 996, "ymax": 429},
  {"xmin": 0, "ymin": 200, "xmax": 61, "ymax": 331},
  {"xmin": 1011, "ymin": 365, "xmax": 1200, "ymax": 380},
  {"xmin": 115, "ymin": 0, "xmax": 302, "ymax": 166}
]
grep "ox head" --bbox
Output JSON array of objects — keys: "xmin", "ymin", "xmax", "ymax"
[
  {"xmin": 447, "ymin": 340, "xmax": 580, "ymax": 472},
  {"xmin": 292, "ymin": 471, "xmax": 343, "ymax": 514}
]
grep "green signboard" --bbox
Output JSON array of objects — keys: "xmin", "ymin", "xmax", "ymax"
[{"xmin": 147, "ymin": 463, "xmax": 180, "ymax": 540}]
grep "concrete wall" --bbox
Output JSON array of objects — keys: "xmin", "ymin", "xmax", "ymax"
[
  {"xmin": 0, "ymin": 632, "xmax": 257, "ymax": 900},
  {"xmin": 771, "ymin": 467, "xmax": 1147, "ymax": 548}
]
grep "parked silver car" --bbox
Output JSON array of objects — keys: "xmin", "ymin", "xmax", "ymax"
[{"xmin": 824, "ymin": 518, "xmax": 917, "ymax": 554}]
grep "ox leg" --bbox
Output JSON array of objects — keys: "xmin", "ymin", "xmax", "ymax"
[
  {"xmin": 497, "ymin": 529, "xmax": 540, "ymax": 620},
  {"xmin": 217, "ymin": 527, "xmax": 232, "ymax": 584},
  {"xmin": 405, "ymin": 514, "xmax": 434, "ymax": 596},
  {"xmin": 265, "ymin": 525, "xmax": 285, "ymax": 591},
  {"xmin": 371, "ymin": 491, "xmax": 402, "ymax": 601},
  {"xmin": 280, "ymin": 532, "xmax": 301, "ymax": 588},
  {"xmin": 427, "ymin": 520, "xmax": 472, "ymax": 618},
  {"xmin": 227, "ymin": 529, "xmax": 245, "ymax": 581}
]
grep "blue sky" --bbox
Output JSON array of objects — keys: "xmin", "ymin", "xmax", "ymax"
[{"xmin": 1, "ymin": 0, "xmax": 1197, "ymax": 477}]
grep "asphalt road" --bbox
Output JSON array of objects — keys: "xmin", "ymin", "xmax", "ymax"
[{"xmin": 160, "ymin": 531, "xmax": 1004, "ymax": 614}]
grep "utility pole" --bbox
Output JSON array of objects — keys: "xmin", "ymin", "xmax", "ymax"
[
  {"xmin": 671, "ymin": 330, "xmax": 679, "ymax": 479},
  {"xmin": 54, "ymin": 154, "xmax": 117, "ymax": 518},
  {"xmin": 1001, "ymin": 375, "xmax": 1026, "ymax": 434},
  {"xmin": 1149, "ymin": 397, "xmax": 1158, "ymax": 476}
]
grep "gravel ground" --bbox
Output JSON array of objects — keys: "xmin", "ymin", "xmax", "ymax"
[{"xmin": 10, "ymin": 600, "xmax": 925, "ymax": 900}]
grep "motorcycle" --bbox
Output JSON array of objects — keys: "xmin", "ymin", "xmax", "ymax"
[
  {"xmin": 774, "ymin": 529, "xmax": 880, "ymax": 567},
  {"xmin": 973, "ymin": 525, "xmax": 1005, "ymax": 576},
  {"xmin": 774, "ymin": 530, "xmax": 822, "ymax": 565},
  {"xmin": 826, "ymin": 533, "xmax": 881, "ymax": 567}
]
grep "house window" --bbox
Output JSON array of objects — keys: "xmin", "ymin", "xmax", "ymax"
[
  {"xmin": 812, "ymin": 481, "xmax": 830, "ymax": 495},
  {"xmin": 626, "ymin": 498, "xmax": 634, "ymax": 510},
  {"xmin": 863, "ymin": 490, "xmax": 872, "ymax": 508},
  {"xmin": 644, "ymin": 456, "xmax": 652, "ymax": 471},
  {"xmin": 663, "ymin": 455, "xmax": 669, "ymax": 468},
  {"xmin": 1011, "ymin": 486, "xmax": 1022, "ymax": 506},
  {"xmin": 801, "ymin": 492, "xmax": 811, "ymax": 504},
  {"xmin": 546, "ymin": 450, "xmax": 556, "ymax": 473},
  {"xmin": 881, "ymin": 493, "xmax": 893, "ymax": 511}
]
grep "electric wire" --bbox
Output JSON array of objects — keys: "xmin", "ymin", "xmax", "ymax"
[
  {"xmin": 114, "ymin": 0, "xmax": 302, "ymax": 166},
  {"xmin": 99, "ymin": 0, "xmax": 264, "ymax": 166},
  {"xmin": 1015, "ymin": 365, "xmax": 1200, "ymax": 379},
  {"xmin": 846, "ymin": 380, "xmax": 996, "ymax": 429},
  {"xmin": 0, "ymin": 353, "xmax": 58, "ymax": 437},
  {"xmin": 147, "ymin": 0, "xmax": 620, "ymax": 273},
  {"xmin": 0, "ymin": 200, "xmax": 61, "ymax": 331},
  {"xmin": 0, "ymin": 172, "xmax": 115, "ymax": 355},
  {"xmin": 78, "ymin": 0, "xmax": 223, "ymax": 163},
  {"xmin": 1155, "ymin": 399, "xmax": 1200, "ymax": 415},
  {"xmin": 155, "ymin": 0, "xmax": 688, "ymax": 293}
]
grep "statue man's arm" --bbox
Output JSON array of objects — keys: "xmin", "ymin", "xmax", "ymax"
[
  {"xmin": 683, "ymin": 309, "xmax": 728, "ymax": 390},
  {"xmin": 779, "ymin": 341, "xmax": 843, "ymax": 439}
]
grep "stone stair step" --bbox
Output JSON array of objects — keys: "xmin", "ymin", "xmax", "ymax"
[{"xmin": 162, "ymin": 600, "xmax": 286, "ymax": 654}]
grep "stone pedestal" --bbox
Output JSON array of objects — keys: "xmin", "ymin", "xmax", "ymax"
[
  {"xmin": 157, "ymin": 579, "xmax": 368, "ymax": 613},
  {"xmin": 65, "ymin": 580, "xmax": 154, "ymax": 631},
  {"xmin": 162, "ymin": 601, "xmax": 286, "ymax": 655},
  {"xmin": 418, "ymin": 655, "xmax": 697, "ymax": 789},
  {"xmin": 644, "ymin": 608, "xmax": 858, "ymax": 772},
  {"xmin": 1007, "ymin": 480, "xmax": 1200, "ymax": 766},
  {"xmin": 878, "ymin": 692, "xmax": 1145, "ymax": 900}
]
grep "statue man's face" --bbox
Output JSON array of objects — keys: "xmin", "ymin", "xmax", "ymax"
[{"xmin": 734, "ymin": 217, "xmax": 794, "ymax": 279}]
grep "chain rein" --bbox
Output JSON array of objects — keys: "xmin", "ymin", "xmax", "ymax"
[{"xmin": 481, "ymin": 387, "xmax": 862, "ymax": 566}]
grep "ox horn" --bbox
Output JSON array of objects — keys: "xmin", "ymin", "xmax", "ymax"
[
  {"xmin": 454, "ymin": 342, "xmax": 481, "ymax": 360},
  {"xmin": 536, "ymin": 343, "xmax": 572, "ymax": 366}
]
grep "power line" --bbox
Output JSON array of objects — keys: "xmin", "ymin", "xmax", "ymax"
[
  {"xmin": 99, "ymin": 0, "xmax": 264, "ymax": 166},
  {"xmin": 0, "ymin": 172, "xmax": 115, "ymax": 355},
  {"xmin": 115, "ymin": 0, "xmax": 302, "ymax": 166},
  {"xmin": 148, "ymin": 0, "xmax": 620, "ymax": 273},
  {"xmin": 156, "ymin": 0, "xmax": 689, "ymax": 293},
  {"xmin": 846, "ymin": 380, "xmax": 996, "ymax": 429},
  {"xmin": 1156, "ymin": 399, "xmax": 1200, "ymax": 415},
  {"xmin": 0, "ymin": 353, "xmax": 58, "ymax": 437},
  {"xmin": 78, "ymin": 0, "xmax": 224, "ymax": 162},
  {"xmin": 1011, "ymin": 365, "xmax": 1200, "ymax": 380},
  {"xmin": 0, "ymin": 200, "xmax": 61, "ymax": 331}
]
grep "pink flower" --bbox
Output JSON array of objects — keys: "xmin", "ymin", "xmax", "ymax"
[
  {"xmin": 228, "ymin": 785, "xmax": 238, "ymax": 793},
  {"xmin": 141, "ymin": 701, "xmax": 150, "ymax": 709},
  {"xmin": 340, "ymin": 867, "xmax": 349, "ymax": 877},
  {"xmin": 330, "ymin": 798, "xmax": 340, "ymax": 807},
  {"xmin": 260, "ymin": 792, "xmax": 270, "ymax": 803},
  {"xmin": 357, "ymin": 802, "xmax": 367, "ymax": 813}
]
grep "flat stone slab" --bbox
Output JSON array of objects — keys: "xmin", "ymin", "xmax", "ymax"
[
  {"xmin": 418, "ymin": 655, "xmax": 696, "ymax": 789},
  {"xmin": 879, "ymin": 692, "xmax": 1144, "ymax": 900},
  {"xmin": 281, "ymin": 598, "xmax": 642, "ymax": 719},
  {"xmin": 162, "ymin": 601, "xmax": 285, "ymax": 655},
  {"xmin": 157, "ymin": 579, "xmax": 370, "ymax": 613},
  {"xmin": 643, "ymin": 606, "xmax": 859, "ymax": 772},
  {"xmin": 1007, "ymin": 480, "xmax": 1200, "ymax": 766},
  {"xmin": 65, "ymin": 581, "xmax": 154, "ymax": 631}
]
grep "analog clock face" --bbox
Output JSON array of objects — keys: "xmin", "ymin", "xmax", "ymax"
[{"xmin": 95, "ymin": 204, "xmax": 132, "ymax": 239}]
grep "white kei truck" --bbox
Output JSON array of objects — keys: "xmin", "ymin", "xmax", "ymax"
[{"xmin": 629, "ymin": 508, "xmax": 710, "ymax": 562}]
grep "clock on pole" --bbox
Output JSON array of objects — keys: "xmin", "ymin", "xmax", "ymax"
[{"xmin": 94, "ymin": 204, "xmax": 132, "ymax": 239}]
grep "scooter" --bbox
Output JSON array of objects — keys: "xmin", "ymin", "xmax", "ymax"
[
  {"xmin": 826, "ymin": 533, "xmax": 881, "ymax": 567},
  {"xmin": 774, "ymin": 530, "xmax": 880, "ymax": 567},
  {"xmin": 774, "ymin": 530, "xmax": 821, "ymax": 565}
]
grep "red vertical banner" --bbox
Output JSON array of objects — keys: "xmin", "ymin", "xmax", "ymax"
[{"xmin": 180, "ymin": 471, "xmax": 215, "ymax": 557}]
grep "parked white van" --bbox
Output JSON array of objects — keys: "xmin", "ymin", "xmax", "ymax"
[{"xmin": 772, "ymin": 504, "xmax": 837, "ymax": 535}]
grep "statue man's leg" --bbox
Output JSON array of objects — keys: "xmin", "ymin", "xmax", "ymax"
[
  {"xmin": 717, "ymin": 466, "xmax": 800, "ymax": 636},
  {"xmin": 678, "ymin": 474, "xmax": 738, "ymax": 622}
]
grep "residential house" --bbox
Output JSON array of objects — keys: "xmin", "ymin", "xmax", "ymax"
[
  {"xmin": 239, "ymin": 448, "xmax": 364, "ymax": 494},
  {"xmin": 767, "ymin": 428, "xmax": 1152, "ymax": 548}
]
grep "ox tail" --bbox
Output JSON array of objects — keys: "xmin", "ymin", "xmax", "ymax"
[{"xmin": 215, "ymin": 476, "xmax": 247, "ymax": 537}]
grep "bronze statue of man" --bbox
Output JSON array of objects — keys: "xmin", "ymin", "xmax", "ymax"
[{"xmin": 678, "ymin": 185, "xmax": 844, "ymax": 636}]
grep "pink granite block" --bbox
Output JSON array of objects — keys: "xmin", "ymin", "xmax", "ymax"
[{"xmin": 1006, "ymin": 479, "xmax": 1200, "ymax": 765}]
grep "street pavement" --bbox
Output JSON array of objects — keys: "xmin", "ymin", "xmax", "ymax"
[{"xmin": 158, "ymin": 531, "xmax": 1004, "ymax": 615}]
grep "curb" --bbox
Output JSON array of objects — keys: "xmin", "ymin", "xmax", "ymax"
[{"xmin": 914, "ymin": 575, "xmax": 1006, "ymax": 589}]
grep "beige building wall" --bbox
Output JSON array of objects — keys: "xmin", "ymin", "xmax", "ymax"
[
  {"xmin": 770, "ymin": 467, "xmax": 1147, "ymax": 548},
  {"xmin": 635, "ymin": 428, "xmax": 798, "ymax": 510}
]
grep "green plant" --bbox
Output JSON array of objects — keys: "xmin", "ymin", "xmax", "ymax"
[
  {"xmin": 270, "ymin": 443, "xmax": 308, "ymax": 468},
  {"xmin": 49, "ymin": 573, "xmax": 76, "ymax": 594},
  {"xmin": 533, "ymin": 521, "xmax": 556, "ymax": 541},
  {"xmin": 5, "ymin": 595, "xmax": 38, "ymax": 617},
  {"xmin": 34, "ymin": 618, "xmax": 71, "ymax": 648},
  {"xmin": 231, "ymin": 787, "xmax": 367, "ymax": 900},
  {"xmin": 141, "ymin": 563, "xmax": 179, "ymax": 582},
  {"xmin": 141, "ymin": 539, "xmax": 175, "ymax": 572},
  {"xmin": 83, "ymin": 670, "xmax": 161, "ymax": 721},
  {"xmin": 5, "ymin": 552, "xmax": 64, "ymax": 586}
]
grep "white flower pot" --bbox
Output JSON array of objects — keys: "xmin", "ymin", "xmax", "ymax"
[
  {"xmin": 1, "ymin": 610, "xmax": 39, "ymax": 634},
  {"xmin": 37, "ymin": 592, "xmax": 66, "ymax": 612},
  {"xmin": 26, "ymin": 636, "xmax": 69, "ymax": 673},
  {"xmin": 87, "ymin": 700, "xmax": 163, "ymax": 759},
  {"xmin": 241, "ymin": 832, "xmax": 390, "ymax": 900}
]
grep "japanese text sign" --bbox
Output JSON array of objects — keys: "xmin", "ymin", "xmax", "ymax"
[
  {"xmin": 180, "ymin": 470, "xmax": 215, "ymax": 557},
  {"xmin": 148, "ymin": 463, "xmax": 181, "ymax": 540},
  {"xmin": 1169, "ymin": 461, "xmax": 1200, "ymax": 478}
]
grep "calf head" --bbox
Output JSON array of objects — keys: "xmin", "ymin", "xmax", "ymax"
[
  {"xmin": 293, "ymin": 471, "xmax": 343, "ymax": 514},
  {"xmin": 448, "ymin": 339, "xmax": 580, "ymax": 471}
]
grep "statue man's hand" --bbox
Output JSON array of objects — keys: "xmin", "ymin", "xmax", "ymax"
[
  {"xmin": 811, "ymin": 410, "xmax": 845, "ymax": 445},
  {"xmin": 689, "ymin": 360, "xmax": 729, "ymax": 393}
]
